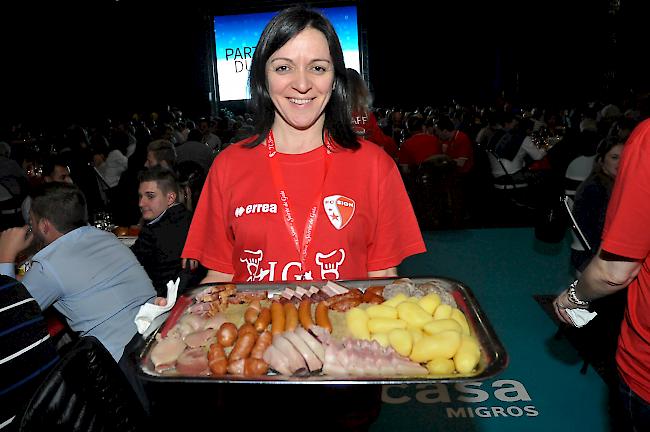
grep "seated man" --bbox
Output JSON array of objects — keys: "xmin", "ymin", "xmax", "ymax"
[
  {"xmin": 435, "ymin": 116, "xmax": 475, "ymax": 174},
  {"xmin": 0, "ymin": 183, "xmax": 156, "ymax": 363},
  {"xmin": 145, "ymin": 139, "xmax": 176, "ymax": 170},
  {"xmin": 398, "ymin": 115, "xmax": 442, "ymax": 165},
  {"xmin": 0, "ymin": 275, "xmax": 59, "ymax": 431},
  {"xmin": 21, "ymin": 154, "xmax": 74, "ymax": 224},
  {"xmin": 131, "ymin": 166, "xmax": 197, "ymax": 295}
]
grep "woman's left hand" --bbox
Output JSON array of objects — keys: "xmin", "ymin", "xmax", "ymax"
[{"xmin": 182, "ymin": 258, "xmax": 198, "ymax": 271}]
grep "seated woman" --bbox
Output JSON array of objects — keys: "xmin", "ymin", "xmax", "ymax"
[
  {"xmin": 572, "ymin": 136, "xmax": 625, "ymax": 271},
  {"xmin": 570, "ymin": 135, "xmax": 627, "ymax": 390},
  {"xmin": 130, "ymin": 166, "xmax": 199, "ymax": 295}
]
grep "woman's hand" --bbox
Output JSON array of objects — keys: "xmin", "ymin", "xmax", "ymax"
[{"xmin": 182, "ymin": 258, "xmax": 199, "ymax": 271}]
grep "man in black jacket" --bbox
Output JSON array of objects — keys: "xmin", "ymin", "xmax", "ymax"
[{"xmin": 131, "ymin": 166, "xmax": 195, "ymax": 295}]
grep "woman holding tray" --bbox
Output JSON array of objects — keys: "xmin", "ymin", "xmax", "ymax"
[
  {"xmin": 178, "ymin": 5, "xmax": 426, "ymax": 430},
  {"xmin": 182, "ymin": 6, "xmax": 425, "ymax": 285}
]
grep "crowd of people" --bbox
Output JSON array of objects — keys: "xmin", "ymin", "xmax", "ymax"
[{"xmin": 1, "ymin": 4, "xmax": 650, "ymax": 431}]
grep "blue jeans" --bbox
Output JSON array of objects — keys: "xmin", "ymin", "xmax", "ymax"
[{"xmin": 618, "ymin": 375, "xmax": 650, "ymax": 431}]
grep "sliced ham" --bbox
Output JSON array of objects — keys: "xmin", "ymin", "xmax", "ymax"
[
  {"xmin": 272, "ymin": 334, "xmax": 308, "ymax": 375},
  {"xmin": 295, "ymin": 286, "xmax": 310, "ymax": 299},
  {"xmin": 203, "ymin": 312, "xmax": 227, "ymax": 330},
  {"xmin": 179, "ymin": 313, "xmax": 207, "ymax": 332},
  {"xmin": 282, "ymin": 331, "xmax": 322, "ymax": 372},
  {"xmin": 150, "ymin": 336, "xmax": 187, "ymax": 372},
  {"xmin": 294, "ymin": 326, "xmax": 325, "ymax": 363},
  {"xmin": 263, "ymin": 344, "xmax": 293, "ymax": 376},
  {"xmin": 320, "ymin": 284, "xmax": 338, "ymax": 297},
  {"xmin": 175, "ymin": 347, "xmax": 210, "ymax": 376},
  {"xmin": 184, "ymin": 328, "xmax": 217, "ymax": 348},
  {"xmin": 323, "ymin": 344, "xmax": 347, "ymax": 376},
  {"xmin": 325, "ymin": 280, "xmax": 349, "ymax": 295}
]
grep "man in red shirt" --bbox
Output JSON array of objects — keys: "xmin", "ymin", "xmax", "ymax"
[
  {"xmin": 435, "ymin": 116, "xmax": 474, "ymax": 174},
  {"xmin": 554, "ymin": 119, "xmax": 650, "ymax": 430},
  {"xmin": 398, "ymin": 116, "xmax": 442, "ymax": 165}
]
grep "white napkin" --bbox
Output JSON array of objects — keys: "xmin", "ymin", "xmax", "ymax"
[
  {"xmin": 566, "ymin": 308, "xmax": 598, "ymax": 328},
  {"xmin": 135, "ymin": 278, "xmax": 179, "ymax": 334}
]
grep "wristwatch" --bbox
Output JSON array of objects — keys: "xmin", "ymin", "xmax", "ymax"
[{"xmin": 567, "ymin": 280, "xmax": 590, "ymax": 307}]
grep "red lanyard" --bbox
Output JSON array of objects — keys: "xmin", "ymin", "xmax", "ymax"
[{"xmin": 266, "ymin": 130, "xmax": 334, "ymax": 276}]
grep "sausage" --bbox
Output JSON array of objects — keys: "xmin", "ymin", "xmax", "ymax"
[
  {"xmin": 238, "ymin": 322, "xmax": 257, "ymax": 338},
  {"xmin": 227, "ymin": 358, "xmax": 245, "ymax": 375},
  {"xmin": 362, "ymin": 292, "xmax": 385, "ymax": 304},
  {"xmin": 254, "ymin": 307, "xmax": 272, "ymax": 332},
  {"xmin": 216, "ymin": 322, "xmax": 238, "ymax": 347},
  {"xmin": 244, "ymin": 357, "xmax": 269, "ymax": 376},
  {"xmin": 315, "ymin": 301, "xmax": 332, "ymax": 333},
  {"xmin": 244, "ymin": 299, "xmax": 262, "ymax": 324},
  {"xmin": 228, "ymin": 358, "xmax": 270, "ymax": 376},
  {"xmin": 270, "ymin": 301, "xmax": 285, "ymax": 335},
  {"xmin": 229, "ymin": 331, "xmax": 257, "ymax": 361},
  {"xmin": 207, "ymin": 343, "xmax": 228, "ymax": 375},
  {"xmin": 324, "ymin": 288, "xmax": 363, "ymax": 307},
  {"xmin": 329, "ymin": 297, "xmax": 362, "ymax": 312},
  {"xmin": 284, "ymin": 302, "xmax": 299, "ymax": 331},
  {"xmin": 250, "ymin": 330, "xmax": 273, "ymax": 359},
  {"xmin": 298, "ymin": 298, "xmax": 313, "ymax": 330}
]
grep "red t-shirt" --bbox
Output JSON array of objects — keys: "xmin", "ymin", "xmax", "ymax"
[
  {"xmin": 352, "ymin": 111, "xmax": 398, "ymax": 159},
  {"xmin": 440, "ymin": 130, "xmax": 474, "ymax": 174},
  {"xmin": 398, "ymin": 133, "xmax": 442, "ymax": 165},
  {"xmin": 601, "ymin": 118, "xmax": 650, "ymax": 402},
  {"xmin": 182, "ymin": 137, "xmax": 426, "ymax": 283}
]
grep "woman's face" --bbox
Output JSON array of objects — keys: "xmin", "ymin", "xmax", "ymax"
[
  {"xmin": 601, "ymin": 144, "xmax": 624, "ymax": 178},
  {"xmin": 266, "ymin": 27, "xmax": 334, "ymax": 131}
]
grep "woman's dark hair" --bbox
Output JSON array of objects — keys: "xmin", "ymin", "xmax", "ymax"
[
  {"xmin": 31, "ymin": 183, "xmax": 87, "ymax": 234},
  {"xmin": 582, "ymin": 135, "xmax": 626, "ymax": 191},
  {"xmin": 595, "ymin": 136, "xmax": 624, "ymax": 165},
  {"xmin": 247, "ymin": 5, "xmax": 359, "ymax": 150},
  {"xmin": 346, "ymin": 68, "xmax": 371, "ymax": 114}
]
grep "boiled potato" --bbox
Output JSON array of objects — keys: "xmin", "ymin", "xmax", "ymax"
[
  {"xmin": 371, "ymin": 332, "xmax": 390, "ymax": 348},
  {"xmin": 388, "ymin": 328, "xmax": 412, "ymax": 357},
  {"xmin": 450, "ymin": 308, "xmax": 471, "ymax": 335},
  {"xmin": 346, "ymin": 307, "xmax": 370, "ymax": 340},
  {"xmin": 410, "ymin": 330, "xmax": 461, "ymax": 363},
  {"xmin": 418, "ymin": 293, "xmax": 442, "ymax": 315},
  {"xmin": 383, "ymin": 293, "xmax": 409, "ymax": 308},
  {"xmin": 426, "ymin": 358, "xmax": 456, "ymax": 375},
  {"xmin": 397, "ymin": 302, "xmax": 434, "ymax": 328},
  {"xmin": 408, "ymin": 327, "xmax": 424, "ymax": 344},
  {"xmin": 366, "ymin": 304, "xmax": 398, "ymax": 319},
  {"xmin": 433, "ymin": 304, "xmax": 453, "ymax": 320},
  {"xmin": 423, "ymin": 318, "xmax": 462, "ymax": 335},
  {"xmin": 454, "ymin": 334, "xmax": 481, "ymax": 374},
  {"xmin": 367, "ymin": 317, "xmax": 407, "ymax": 334}
]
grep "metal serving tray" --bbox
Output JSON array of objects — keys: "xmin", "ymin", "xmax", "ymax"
[{"xmin": 136, "ymin": 277, "xmax": 508, "ymax": 384}]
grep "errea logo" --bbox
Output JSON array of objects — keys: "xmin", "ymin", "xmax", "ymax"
[{"xmin": 235, "ymin": 203, "xmax": 278, "ymax": 218}]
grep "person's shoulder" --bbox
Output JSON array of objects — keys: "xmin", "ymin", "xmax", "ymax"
[{"xmin": 350, "ymin": 138, "xmax": 397, "ymax": 167}]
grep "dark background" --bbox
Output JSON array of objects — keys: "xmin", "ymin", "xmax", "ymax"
[{"xmin": 1, "ymin": 0, "xmax": 648, "ymax": 125}]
